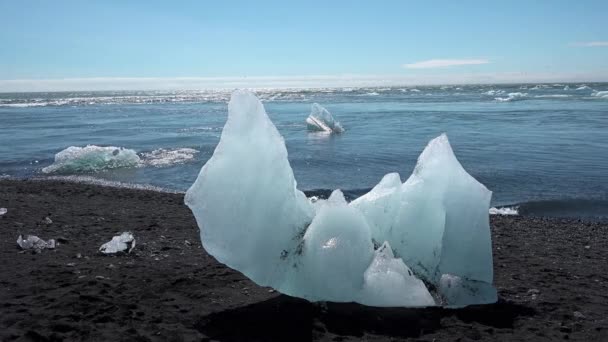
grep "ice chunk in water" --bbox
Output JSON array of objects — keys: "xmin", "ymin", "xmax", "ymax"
[
  {"xmin": 42, "ymin": 145, "xmax": 140, "ymax": 173},
  {"xmin": 306, "ymin": 103, "xmax": 344, "ymax": 133},
  {"xmin": 186, "ymin": 90, "xmax": 495, "ymax": 307}
]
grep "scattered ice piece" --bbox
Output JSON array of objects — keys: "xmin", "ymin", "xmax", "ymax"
[
  {"xmin": 43, "ymin": 216, "xmax": 53, "ymax": 225},
  {"xmin": 306, "ymin": 103, "xmax": 344, "ymax": 133},
  {"xmin": 0, "ymin": 208, "xmax": 6, "ymax": 216},
  {"xmin": 489, "ymin": 206, "xmax": 519, "ymax": 215},
  {"xmin": 42, "ymin": 145, "xmax": 141, "ymax": 174},
  {"xmin": 186, "ymin": 90, "xmax": 496, "ymax": 308},
  {"xmin": 575, "ymin": 85, "xmax": 592, "ymax": 91},
  {"xmin": 573, "ymin": 311, "xmax": 586, "ymax": 319},
  {"xmin": 563, "ymin": 85, "xmax": 570, "ymax": 91},
  {"xmin": 17, "ymin": 235, "xmax": 56, "ymax": 252},
  {"xmin": 99, "ymin": 232, "xmax": 136, "ymax": 254}
]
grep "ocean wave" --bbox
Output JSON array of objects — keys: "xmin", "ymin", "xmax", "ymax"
[
  {"xmin": 489, "ymin": 206, "xmax": 519, "ymax": 215},
  {"xmin": 533, "ymin": 94, "xmax": 571, "ymax": 98},
  {"xmin": 140, "ymin": 148, "xmax": 199, "ymax": 167},
  {"xmin": 495, "ymin": 92, "xmax": 528, "ymax": 102},
  {"xmin": 41, "ymin": 145, "xmax": 200, "ymax": 174},
  {"xmin": 0, "ymin": 102, "xmax": 50, "ymax": 108},
  {"xmin": 575, "ymin": 85, "xmax": 592, "ymax": 91},
  {"xmin": 483, "ymin": 90, "xmax": 505, "ymax": 96},
  {"xmin": 34, "ymin": 175, "xmax": 182, "ymax": 193}
]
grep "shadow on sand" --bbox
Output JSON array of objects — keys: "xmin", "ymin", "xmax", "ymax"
[{"xmin": 196, "ymin": 295, "xmax": 535, "ymax": 341}]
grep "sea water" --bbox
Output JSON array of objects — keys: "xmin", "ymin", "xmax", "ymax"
[{"xmin": 1, "ymin": 84, "xmax": 607, "ymax": 218}]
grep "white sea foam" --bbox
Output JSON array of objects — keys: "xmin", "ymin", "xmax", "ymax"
[
  {"xmin": 576, "ymin": 85, "xmax": 592, "ymax": 91},
  {"xmin": 533, "ymin": 94, "xmax": 571, "ymax": 98},
  {"xmin": 489, "ymin": 207, "xmax": 519, "ymax": 215},
  {"xmin": 35, "ymin": 175, "xmax": 182, "ymax": 193},
  {"xmin": 140, "ymin": 148, "xmax": 200, "ymax": 167},
  {"xmin": 0, "ymin": 102, "xmax": 49, "ymax": 108},
  {"xmin": 483, "ymin": 90, "xmax": 505, "ymax": 96},
  {"xmin": 495, "ymin": 92, "xmax": 528, "ymax": 102}
]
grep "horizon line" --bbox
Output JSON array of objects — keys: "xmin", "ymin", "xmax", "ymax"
[{"xmin": 1, "ymin": 74, "xmax": 607, "ymax": 92}]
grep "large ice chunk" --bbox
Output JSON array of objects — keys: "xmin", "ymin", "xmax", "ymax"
[
  {"xmin": 352, "ymin": 134, "xmax": 495, "ymax": 305},
  {"xmin": 42, "ymin": 145, "xmax": 141, "ymax": 173},
  {"xmin": 306, "ymin": 103, "xmax": 344, "ymax": 133},
  {"xmin": 186, "ymin": 90, "xmax": 495, "ymax": 307},
  {"xmin": 185, "ymin": 90, "xmax": 314, "ymax": 286}
]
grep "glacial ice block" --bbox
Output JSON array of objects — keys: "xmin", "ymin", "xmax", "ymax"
[
  {"xmin": 185, "ymin": 90, "xmax": 315, "ymax": 286},
  {"xmin": 306, "ymin": 103, "xmax": 344, "ymax": 133},
  {"xmin": 186, "ymin": 90, "xmax": 496, "ymax": 307},
  {"xmin": 42, "ymin": 145, "xmax": 141, "ymax": 173}
]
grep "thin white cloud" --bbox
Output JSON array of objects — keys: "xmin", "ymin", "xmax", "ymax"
[
  {"xmin": 573, "ymin": 41, "xmax": 608, "ymax": 47},
  {"xmin": 403, "ymin": 59, "xmax": 490, "ymax": 69}
]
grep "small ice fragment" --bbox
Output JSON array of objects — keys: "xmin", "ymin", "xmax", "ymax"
[
  {"xmin": 306, "ymin": 103, "xmax": 344, "ymax": 133},
  {"xmin": 99, "ymin": 232, "xmax": 136, "ymax": 254},
  {"xmin": 17, "ymin": 235, "xmax": 56, "ymax": 252},
  {"xmin": 0, "ymin": 208, "xmax": 7, "ymax": 216},
  {"xmin": 43, "ymin": 217, "xmax": 53, "ymax": 224},
  {"xmin": 489, "ymin": 207, "xmax": 519, "ymax": 215}
]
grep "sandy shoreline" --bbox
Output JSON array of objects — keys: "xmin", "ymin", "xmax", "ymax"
[{"xmin": 1, "ymin": 179, "xmax": 607, "ymax": 341}]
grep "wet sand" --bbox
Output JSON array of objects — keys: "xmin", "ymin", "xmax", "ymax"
[{"xmin": 1, "ymin": 179, "xmax": 607, "ymax": 341}]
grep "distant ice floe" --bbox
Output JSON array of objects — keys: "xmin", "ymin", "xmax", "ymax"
[
  {"xmin": 306, "ymin": 103, "xmax": 344, "ymax": 133},
  {"xmin": 489, "ymin": 207, "xmax": 519, "ymax": 216},
  {"xmin": 186, "ymin": 90, "xmax": 496, "ymax": 308},
  {"xmin": 592, "ymin": 91, "xmax": 608, "ymax": 99},
  {"xmin": 495, "ymin": 92, "xmax": 528, "ymax": 102},
  {"xmin": 42, "ymin": 145, "xmax": 199, "ymax": 174}
]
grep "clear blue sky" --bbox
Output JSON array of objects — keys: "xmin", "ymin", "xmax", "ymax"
[{"xmin": 1, "ymin": 0, "xmax": 607, "ymax": 90}]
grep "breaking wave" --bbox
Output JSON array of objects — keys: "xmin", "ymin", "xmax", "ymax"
[{"xmin": 495, "ymin": 92, "xmax": 528, "ymax": 102}]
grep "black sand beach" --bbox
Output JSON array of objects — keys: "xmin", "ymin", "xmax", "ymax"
[{"xmin": 1, "ymin": 179, "xmax": 607, "ymax": 341}]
